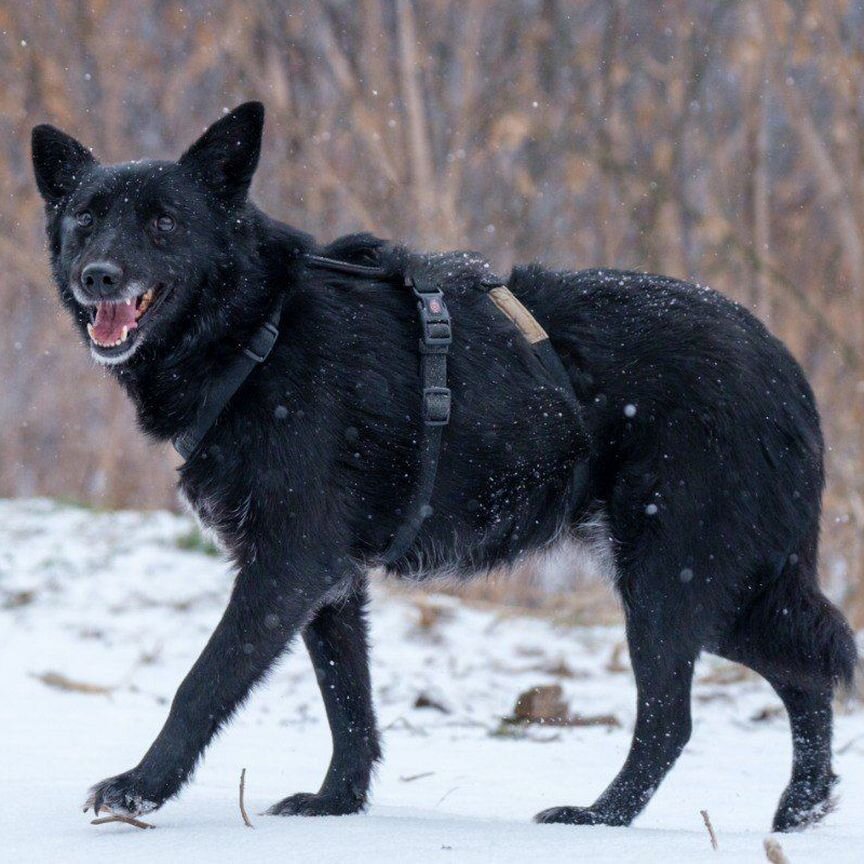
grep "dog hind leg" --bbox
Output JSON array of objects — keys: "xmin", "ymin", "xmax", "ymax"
[
  {"xmin": 535, "ymin": 598, "xmax": 698, "ymax": 826},
  {"xmin": 717, "ymin": 569, "xmax": 854, "ymax": 832},
  {"xmin": 770, "ymin": 684, "xmax": 836, "ymax": 831}
]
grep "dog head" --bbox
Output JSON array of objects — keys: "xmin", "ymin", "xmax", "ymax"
[{"xmin": 31, "ymin": 102, "xmax": 265, "ymax": 366}]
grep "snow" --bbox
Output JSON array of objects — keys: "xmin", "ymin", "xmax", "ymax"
[{"xmin": 1, "ymin": 498, "xmax": 862, "ymax": 863}]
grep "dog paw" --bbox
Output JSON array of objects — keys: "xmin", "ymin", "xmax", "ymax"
[
  {"xmin": 772, "ymin": 774, "xmax": 838, "ymax": 832},
  {"xmin": 265, "ymin": 791, "xmax": 366, "ymax": 817},
  {"xmin": 534, "ymin": 805, "xmax": 610, "ymax": 825},
  {"xmin": 84, "ymin": 770, "xmax": 163, "ymax": 817}
]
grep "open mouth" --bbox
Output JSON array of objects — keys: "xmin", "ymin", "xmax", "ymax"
[{"xmin": 85, "ymin": 285, "xmax": 168, "ymax": 356}]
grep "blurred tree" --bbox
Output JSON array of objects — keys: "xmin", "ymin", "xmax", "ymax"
[{"xmin": 1, "ymin": 0, "xmax": 861, "ymax": 621}]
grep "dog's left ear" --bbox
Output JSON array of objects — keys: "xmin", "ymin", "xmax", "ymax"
[{"xmin": 179, "ymin": 102, "xmax": 264, "ymax": 206}]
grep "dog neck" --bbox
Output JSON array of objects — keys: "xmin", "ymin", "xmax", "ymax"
[{"xmin": 113, "ymin": 212, "xmax": 313, "ymax": 445}]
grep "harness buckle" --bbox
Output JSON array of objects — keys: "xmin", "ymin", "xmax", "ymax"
[
  {"xmin": 408, "ymin": 276, "xmax": 452, "ymax": 349},
  {"xmin": 423, "ymin": 386, "xmax": 451, "ymax": 425},
  {"xmin": 243, "ymin": 320, "xmax": 280, "ymax": 363}
]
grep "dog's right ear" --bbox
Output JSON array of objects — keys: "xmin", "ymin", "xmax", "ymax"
[
  {"xmin": 31, "ymin": 125, "xmax": 97, "ymax": 205},
  {"xmin": 179, "ymin": 102, "xmax": 265, "ymax": 207}
]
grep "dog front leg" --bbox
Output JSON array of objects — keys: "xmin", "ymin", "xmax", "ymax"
[
  {"xmin": 84, "ymin": 558, "xmax": 336, "ymax": 817},
  {"xmin": 267, "ymin": 577, "xmax": 381, "ymax": 816}
]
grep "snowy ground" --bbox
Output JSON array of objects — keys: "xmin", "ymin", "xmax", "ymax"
[{"xmin": 1, "ymin": 499, "xmax": 862, "ymax": 863}]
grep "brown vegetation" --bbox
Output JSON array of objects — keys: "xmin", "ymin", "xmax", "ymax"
[{"xmin": 0, "ymin": 1, "xmax": 861, "ymax": 622}]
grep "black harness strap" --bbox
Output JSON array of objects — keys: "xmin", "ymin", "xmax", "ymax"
[
  {"xmin": 382, "ymin": 273, "xmax": 452, "ymax": 564},
  {"xmin": 171, "ymin": 255, "xmax": 578, "ymax": 569},
  {"xmin": 171, "ymin": 254, "xmax": 452, "ymax": 567},
  {"xmin": 305, "ymin": 254, "xmax": 390, "ymax": 279},
  {"xmin": 485, "ymin": 282, "xmax": 576, "ymax": 398},
  {"xmin": 174, "ymin": 256, "xmax": 391, "ymax": 462},
  {"xmin": 308, "ymin": 256, "xmax": 453, "ymax": 563},
  {"xmin": 172, "ymin": 299, "xmax": 282, "ymax": 461}
]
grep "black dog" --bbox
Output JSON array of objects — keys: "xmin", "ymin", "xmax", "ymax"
[{"xmin": 32, "ymin": 102, "xmax": 856, "ymax": 831}]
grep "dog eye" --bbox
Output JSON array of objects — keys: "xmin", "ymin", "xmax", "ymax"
[
  {"xmin": 155, "ymin": 214, "xmax": 176, "ymax": 233},
  {"xmin": 75, "ymin": 210, "xmax": 93, "ymax": 228}
]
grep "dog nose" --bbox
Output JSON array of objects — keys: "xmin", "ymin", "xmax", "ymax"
[{"xmin": 81, "ymin": 261, "xmax": 123, "ymax": 296}]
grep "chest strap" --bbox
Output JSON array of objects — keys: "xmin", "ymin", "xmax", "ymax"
[
  {"xmin": 382, "ymin": 272, "xmax": 452, "ymax": 563},
  {"xmin": 172, "ymin": 299, "xmax": 283, "ymax": 461},
  {"xmin": 170, "ymin": 258, "xmax": 578, "ymax": 569},
  {"xmin": 171, "ymin": 255, "xmax": 452, "ymax": 568}
]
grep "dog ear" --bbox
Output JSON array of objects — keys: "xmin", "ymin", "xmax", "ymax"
[
  {"xmin": 31, "ymin": 124, "xmax": 97, "ymax": 205},
  {"xmin": 179, "ymin": 102, "xmax": 265, "ymax": 206}
]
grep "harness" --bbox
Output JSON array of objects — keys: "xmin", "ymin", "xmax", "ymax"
[{"xmin": 172, "ymin": 254, "xmax": 576, "ymax": 564}]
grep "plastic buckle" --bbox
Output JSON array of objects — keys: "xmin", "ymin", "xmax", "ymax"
[
  {"xmin": 408, "ymin": 278, "xmax": 452, "ymax": 349},
  {"xmin": 423, "ymin": 386, "xmax": 451, "ymax": 425},
  {"xmin": 407, "ymin": 274, "xmax": 440, "ymax": 296},
  {"xmin": 419, "ymin": 303, "xmax": 452, "ymax": 348},
  {"xmin": 243, "ymin": 320, "xmax": 279, "ymax": 363}
]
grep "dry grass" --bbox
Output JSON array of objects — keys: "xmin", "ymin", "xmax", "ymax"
[
  {"xmin": 1, "ymin": 1, "xmax": 861, "ymax": 623},
  {"xmin": 385, "ymin": 557, "xmax": 622, "ymax": 628}
]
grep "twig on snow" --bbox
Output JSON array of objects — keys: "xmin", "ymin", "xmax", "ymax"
[
  {"xmin": 32, "ymin": 671, "xmax": 113, "ymax": 695},
  {"xmin": 700, "ymin": 809, "xmax": 718, "ymax": 850},
  {"xmin": 435, "ymin": 786, "xmax": 460, "ymax": 807},
  {"xmin": 837, "ymin": 732, "xmax": 864, "ymax": 755},
  {"xmin": 239, "ymin": 768, "xmax": 254, "ymax": 828},
  {"xmin": 399, "ymin": 771, "xmax": 436, "ymax": 783},
  {"xmin": 764, "ymin": 837, "xmax": 791, "ymax": 864},
  {"xmin": 91, "ymin": 814, "xmax": 156, "ymax": 830},
  {"xmin": 381, "ymin": 715, "xmax": 429, "ymax": 736}
]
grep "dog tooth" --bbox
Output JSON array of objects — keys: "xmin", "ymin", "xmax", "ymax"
[
  {"xmin": 125, "ymin": 298, "xmax": 132, "ymax": 306},
  {"xmin": 87, "ymin": 323, "xmax": 95, "ymax": 340},
  {"xmin": 120, "ymin": 325, "xmax": 128, "ymax": 342}
]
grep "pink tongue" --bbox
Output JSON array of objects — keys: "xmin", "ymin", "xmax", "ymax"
[{"xmin": 92, "ymin": 301, "xmax": 138, "ymax": 343}]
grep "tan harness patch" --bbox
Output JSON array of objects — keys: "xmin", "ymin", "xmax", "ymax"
[{"xmin": 488, "ymin": 286, "xmax": 548, "ymax": 344}]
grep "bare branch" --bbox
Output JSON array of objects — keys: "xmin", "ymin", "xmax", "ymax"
[
  {"xmin": 91, "ymin": 814, "xmax": 156, "ymax": 830},
  {"xmin": 700, "ymin": 809, "xmax": 719, "ymax": 851},
  {"xmin": 239, "ymin": 768, "xmax": 254, "ymax": 829}
]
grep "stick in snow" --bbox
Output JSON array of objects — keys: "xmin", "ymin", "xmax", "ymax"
[
  {"xmin": 91, "ymin": 814, "xmax": 156, "ymax": 830},
  {"xmin": 399, "ymin": 771, "xmax": 436, "ymax": 783},
  {"xmin": 837, "ymin": 732, "xmax": 864, "ymax": 755},
  {"xmin": 700, "ymin": 809, "xmax": 718, "ymax": 850},
  {"xmin": 764, "ymin": 838, "xmax": 791, "ymax": 864},
  {"xmin": 239, "ymin": 768, "xmax": 254, "ymax": 828}
]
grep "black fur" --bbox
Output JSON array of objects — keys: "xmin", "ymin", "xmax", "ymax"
[{"xmin": 32, "ymin": 102, "xmax": 857, "ymax": 831}]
